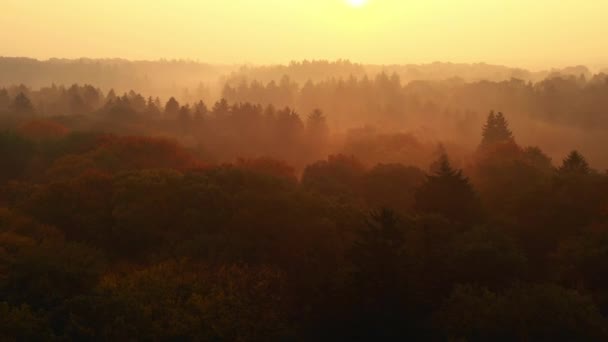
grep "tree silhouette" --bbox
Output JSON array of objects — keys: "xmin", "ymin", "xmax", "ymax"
[
  {"xmin": 193, "ymin": 100, "xmax": 208, "ymax": 121},
  {"xmin": 0, "ymin": 88, "xmax": 10, "ymax": 110},
  {"xmin": 415, "ymin": 151, "xmax": 482, "ymax": 224},
  {"xmin": 348, "ymin": 208, "xmax": 412, "ymax": 339},
  {"xmin": 12, "ymin": 92, "xmax": 34, "ymax": 114},
  {"xmin": 164, "ymin": 97, "xmax": 180, "ymax": 117},
  {"xmin": 306, "ymin": 109, "xmax": 328, "ymax": 136},
  {"xmin": 145, "ymin": 97, "xmax": 161, "ymax": 117},
  {"xmin": 481, "ymin": 111, "xmax": 513, "ymax": 146},
  {"xmin": 212, "ymin": 98, "xmax": 230, "ymax": 116},
  {"xmin": 558, "ymin": 150, "xmax": 591, "ymax": 175}
]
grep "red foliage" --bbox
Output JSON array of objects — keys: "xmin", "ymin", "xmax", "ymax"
[{"xmin": 90, "ymin": 136, "xmax": 204, "ymax": 172}]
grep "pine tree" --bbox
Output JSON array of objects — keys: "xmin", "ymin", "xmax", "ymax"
[
  {"xmin": 145, "ymin": 97, "xmax": 161, "ymax": 117},
  {"xmin": 306, "ymin": 109, "xmax": 329, "ymax": 141},
  {"xmin": 193, "ymin": 100, "xmax": 208, "ymax": 121},
  {"xmin": 558, "ymin": 150, "xmax": 590, "ymax": 175},
  {"xmin": 212, "ymin": 98, "xmax": 230, "ymax": 116},
  {"xmin": 415, "ymin": 151, "xmax": 482, "ymax": 224},
  {"xmin": 106, "ymin": 89, "xmax": 117, "ymax": 103},
  {"xmin": 164, "ymin": 97, "xmax": 180, "ymax": 117},
  {"xmin": 0, "ymin": 89, "xmax": 10, "ymax": 110},
  {"xmin": 481, "ymin": 111, "xmax": 513, "ymax": 146},
  {"xmin": 12, "ymin": 92, "xmax": 34, "ymax": 114}
]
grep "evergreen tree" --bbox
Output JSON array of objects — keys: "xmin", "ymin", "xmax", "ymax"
[
  {"xmin": 0, "ymin": 88, "xmax": 10, "ymax": 110},
  {"xmin": 106, "ymin": 89, "xmax": 117, "ymax": 103},
  {"xmin": 558, "ymin": 150, "xmax": 591, "ymax": 175},
  {"xmin": 178, "ymin": 105, "xmax": 192, "ymax": 132},
  {"xmin": 415, "ymin": 151, "xmax": 482, "ymax": 224},
  {"xmin": 212, "ymin": 98, "xmax": 230, "ymax": 116},
  {"xmin": 193, "ymin": 100, "xmax": 208, "ymax": 121},
  {"xmin": 145, "ymin": 97, "xmax": 161, "ymax": 117},
  {"xmin": 306, "ymin": 109, "xmax": 329, "ymax": 141},
  {"xmin": 12, "ymin": 92, "xmax": 34, "ymax": 114},
  {"xmin": 348, "ymin": 208, "xmax": 412, "ymax": 339},
  {"xmin": 481, "ymin": 111, "xmax": 513, "ymax": 145},
  {"xmin": 164, "ymin": 97, "xmax": 180, "ymax": 117}
]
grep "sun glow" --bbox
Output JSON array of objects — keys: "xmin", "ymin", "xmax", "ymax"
[{"xmin": 346, "ymin": 0, "xmax": 368, "ymax": 8}]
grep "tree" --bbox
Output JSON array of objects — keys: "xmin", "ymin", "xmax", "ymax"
[
  {"xmin": 558, "ymin": 150, "xmax": 591, "ymax": 175},
  {"xmin": 0, "ymin": 88, "xmax": 10, "ymax": 110},
  {"xmin": 481, "ymin": 111, "xmax": 513, "ymax": 146},
  {"xmin": 178, "ymin": 105, "xmax": 192, "ymax": 132},
  {"xmin": 145, "ymin": 96, "xmax": 161, "ymax": 117},
  {"xmin": 360, "ymin": 163, "xmax": 425, "ymax": 214},
  {"xmin": 12, "ymin": 92, "xmax": 34, "ymax": 114},
  {"xmin": 105, "ymin": 89, "xmax": 117, "ymax": 103},
  {"xmin": 0, "ymin": 131, "xmax": 35, "ymax": 182},
  {"xmin": 301, "ymin": 154, "xmax": 366, "ymax": 197},
  {"xmin": 306, "ymin": 109, "xmax": 329, "ymax": 141},
  {"xmin": 212, "ymin": 98, "xmax": 230, "ymax": 116},
  {"xmin": 193, "ymin": 100, "xmax": 208, "ymax": 121},
  {"xmin": 350, "ymin": 209, "xmax": 406, "ymax": 290},
  {"xmin": 164, "ymin": 97, "xmax": 180, "ymax": 117},
  {"xmin": 415, "ymin": 151, "xmax": 482, "ymax": 224},
  {"xmin": 347, "ymin": 208, "xmax": 414, "ymax": 339}
]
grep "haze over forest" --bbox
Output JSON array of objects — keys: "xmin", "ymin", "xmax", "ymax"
[{"xmin": 2, "ymin": 1, "xmax": 608, "ymax": 341}]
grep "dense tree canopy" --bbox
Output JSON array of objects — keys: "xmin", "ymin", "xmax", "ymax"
[{"xmin": 1, "ymin": 80, "xmax": 608, "ymax": 340}]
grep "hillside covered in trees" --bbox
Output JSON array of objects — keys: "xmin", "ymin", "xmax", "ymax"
[{"xmin": 1, "ymin": 75, "xmax": 608, "ymax": 339}]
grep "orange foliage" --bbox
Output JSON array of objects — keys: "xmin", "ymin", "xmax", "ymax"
[
  {"xmin": 90, "ymin": 136, "xmax": 204, "ymax": 172},
  {"xmin": 474, "ymin": 140, "xmax": 524, "ymax": 164},
  {"xmin": 18, "ymin": 120, "xmax": 69, "ymax": 140},
  {"xmin": 44, "ymin": 135, "xmax": 206, "ymax": 179}
]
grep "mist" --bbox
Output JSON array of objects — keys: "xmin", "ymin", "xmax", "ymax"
[{"xmin": 2, "ymin": 1, "xmax": 608, "ymax": 340}]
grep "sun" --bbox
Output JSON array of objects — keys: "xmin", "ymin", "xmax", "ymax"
[{"xmin": 346, "ymin": 0, "xmax": 368, "ymax": 8}]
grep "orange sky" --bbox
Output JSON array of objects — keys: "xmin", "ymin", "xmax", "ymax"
[{"xmin": 1, "ymin": 0, "xmax": 607, "ymax": 69}]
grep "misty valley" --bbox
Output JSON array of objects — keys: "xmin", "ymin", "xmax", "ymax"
[{"xmin": 1, "ymin": 59, "xmax": 608, "ymax": 340}]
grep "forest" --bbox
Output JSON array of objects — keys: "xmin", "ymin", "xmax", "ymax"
[{"xmin": 1, "ymin": 64, "xmax": 608, "ymax": 340}]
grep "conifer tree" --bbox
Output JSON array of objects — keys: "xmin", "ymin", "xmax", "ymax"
[
  {"xmin": 164, "ymin": 97, "xmax": 180, "ymax": 117},
  {"xmin": 12, "ymin": 92, "xmax": 34, "ymax": 114},
  {"xmin": 481, "ymin": 111, "xmax": 513, "ymax": 145},
  {"xmin": 558, "ymin": 150, "xmax": 591, "ymax": 175},
  {"xmin": 415, "ymin": 151, "xmax": 482, "ymax": 224}
]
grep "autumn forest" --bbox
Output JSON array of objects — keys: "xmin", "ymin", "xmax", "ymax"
[{"xmin": 0, "ymin": 57, "xmax": 607, "ymax": 340}]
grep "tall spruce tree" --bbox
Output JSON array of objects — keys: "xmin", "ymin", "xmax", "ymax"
[
  {"xmin": 481, "ymin": 111, "xmax": 513, "ymax": 146},
  {"xmin": 558, "ymin": 150, "xmax": 591, "ymax": 175}
]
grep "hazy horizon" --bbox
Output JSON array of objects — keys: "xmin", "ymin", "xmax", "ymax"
[
  {"xmin": 3, "ymin": 2, "xmax": 608, "ymax": 340},
  {"xmin": 2, "ymin": 0, "xmax": 608, "ymax": 70},
  {"xmin": 0, "ymin": 55, "xmax": 604, "ymax": 73}
]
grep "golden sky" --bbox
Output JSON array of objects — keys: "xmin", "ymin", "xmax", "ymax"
[{"xmin": 1, "ymin": 0, "xmax": 607, "ymax": 68}]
